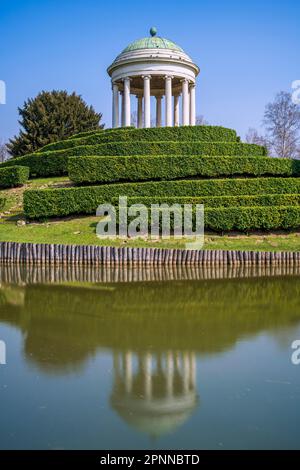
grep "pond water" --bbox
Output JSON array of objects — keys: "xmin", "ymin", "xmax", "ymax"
[{"xmin": 0, "ymin": 264, "xmax": 300, "ymax": 450}]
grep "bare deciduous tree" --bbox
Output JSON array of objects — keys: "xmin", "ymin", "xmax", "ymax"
[
  {"xmin": 0, "ymin": 140, "xmax": 9, "ymax": 163},
  {"xmin": 245, "ymin": 127, "xmax": 269, "ymax": 152},
  {"xmin": 263, "ymin": 91, "xmax": 300, "ymax": 158},
  {"xmin": 131, "ymin": 111, "xmax": 157, "ymax": 128},
  {"xmin": 195, "ymin": 115, "xmax": 209, "ymax": 126},
  {"xmin": 131, "ymin": 111, "xmax": 137, "ymax": 128}
]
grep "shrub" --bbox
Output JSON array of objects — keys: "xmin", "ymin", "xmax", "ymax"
[
  {"xmin": 1, "ymin": 141, "xmax": 266, "ymax": 178},
  {"xmin": 24, "ymin": 177, "xmax": 300, "ymax": 219},
  {"xmin": 0, "ymin": 166, "xmax": 29, "ymax": 188},
  {"xmin": 41, "ymin": 125, "xmax": 238, "ymax": 152},
  {"xmin": 68, "ymin": 155, "xmax": 300, "ymax": 184}
]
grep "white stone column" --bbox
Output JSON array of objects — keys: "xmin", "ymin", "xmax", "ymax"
[
  {"xmin": 166, "ymin": 351, "xmax": 174, "ymax": 398},
  {"xmin": 137, "ymin": 95, "xmax": 143, "ymax": 128},
  {"xmin": 143, "ymin": 75, "xmax": 151, "ymax": 128},
  {"xmin": 174, "ymin": 94, "xmax": 180, "ymax": 127},
  {"xmin": 189, "ymin": 352, "xmax": 196, "ymax": 388},
  {"xmin": 123, "ymin": 77, "xmax": 131, "ymax": 127},
  {"xmin": 141, "ymin": 353, "xmax": 152, "ymax": 400},
  {"xmin": 175, "ymin": 351, "xmax": 181, "ymax": 370},
  {"xmin": 165, "ymin": 75, "xmax": 172, "ymax": 127},
  {"xmin": 182, "ymin": 79, "xmax": 190, "ymax": 126},
  {"xmin": 190, "ymin": 83, "xmax": 196, "ymax": 126},
  {"xmin": 121, "ymin": 92, "xmax": 125, "ymax": 127},
  {"xmin": 182, "ymin": 352, "xmax": 190, "ymax": 394},
  {"xmin": 124, "ymin": 351, "xmax": 133, "ymax": 394},
  {"xmin": 156, "ymin": 95, "xmax": 162, "ymax": 127},
  {"xmin": 112, "ymin": 82, "xmax": 119, "ymax": 128}
]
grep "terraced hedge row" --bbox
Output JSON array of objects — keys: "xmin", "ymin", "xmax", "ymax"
[
  {"xmin": 1, "ymin": 141, "xmax": 266, "ymax": 178},
  {"xmin": 23, "ymin": 190, "xmax": 300, "ymax": 231},
  {"xmin": 69, "ymin": 155, "xmax": 300, "ymax": 184},
  {"xmin": 111, "ymin": 194, "xmax": 300, "ymax": 208},
  {"xmin": 0, "ymin": 166, "xmax": 29, "ymax": 188},
  {"xmin": 41, "ymin": 125, "xmax": 239, "ymax": 152},
  {"xmin": 54, "ymin": 141, "xmax": 266, "ymax": 158},
  {"xmin": 114, "ymin": 205, "xmax": 300, "ymax": 231},
  {"xmin": 0, "ymin": 153, "xmax": 67, "ymax": 177},
  {"xmin": 204, "ymin": 206, "xmax": 300, "ymax": 231},
  {"xmin": 23, "ymin": 177, "xmax": 300, "ymax": 219},
  {"xmin": 67, "ymin": 126, "xmax": 135, "ymax": 141},
  {"xmin": 4, "ymin": 123, "xmax": 296, "ymax": 232}
]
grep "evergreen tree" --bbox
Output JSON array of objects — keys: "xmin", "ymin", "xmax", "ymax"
[{"xmin": 8, "ymin": 90, "xmax": 103, "ymax": 157}]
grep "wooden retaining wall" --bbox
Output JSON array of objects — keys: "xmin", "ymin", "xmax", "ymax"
[{"xmin": 0, "ymin": 241, "xmax": 299, "ymax": 266}]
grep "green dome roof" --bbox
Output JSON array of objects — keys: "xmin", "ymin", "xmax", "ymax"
[{"xmin": 122, "ymin": 36, "xmax": 184, "ymax": 54}]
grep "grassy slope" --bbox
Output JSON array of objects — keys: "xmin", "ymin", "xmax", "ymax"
[{"xmin": 1, "ymin": 177, "xmax": 300, "ymax": 251}]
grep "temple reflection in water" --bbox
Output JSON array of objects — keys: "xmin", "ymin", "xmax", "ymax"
[
  {"xmin": 1, "ymin": 265, "xmax": 300, "ymax": 443},
  {"xmin": 111, "ymin": 350, "xmax": 198, "ymax": 438}
]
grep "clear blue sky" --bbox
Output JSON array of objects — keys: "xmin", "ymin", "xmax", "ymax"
[{"xmin": 0, "ymin": 0, "xmax": 299, "ymax": 141}]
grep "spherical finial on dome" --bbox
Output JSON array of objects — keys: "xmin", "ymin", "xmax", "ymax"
[{"xmin": 150, "ymin": 27, "xmax": 157, "ymax": 37}]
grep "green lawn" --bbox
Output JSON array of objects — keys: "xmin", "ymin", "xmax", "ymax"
[{"xmin": 1, "ymin": 177, "xmax": 300, "ymax": 251}]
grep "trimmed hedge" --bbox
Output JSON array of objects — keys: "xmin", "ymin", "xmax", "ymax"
[
  {"xmin": 115, "ymin": 205, "xmax": 300, "ymax": 231},
  {"xmin": 111, "ymin": 194, "xmax": 300, "ymax": 208},
  {"xmin": 44, "ymin": 140, "xmax": 265, "ymax": 158},
  {"xmin": 68, "ymin": 155, "xmax": 300, "ymax": 184},
  {"xmin": 67, "ymin": 126, "xmax": 135, "ymax": 141},
  {"xmin": 1, "ymin": 141, "xmax": 266, "ymax": 178},
  {"xmin": 24, "ymin": 177, "xmax": 300, "ymax": 219},
  {"xmin": 0, "ymin": 166, "xmax": 29, "ymax": 188},
  {"xmin": 0, "ymin": 153, "xmax": 67, "ymax": 178},
  {"xmin": 41, "ymin": 125, "xmax": 239, "ymax": 152},
  {"xmin": 204, "ymin": 206, "xmax": 300, "ymax": 231}
]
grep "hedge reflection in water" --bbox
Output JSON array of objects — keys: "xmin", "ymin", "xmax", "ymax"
[
  {"xmin": 1, "ymin": 264, "xmax": 300, "ymax": 371},
  {"xmin": 1, "ymin": 265, "xmax": 300, "ymax": 441}
]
